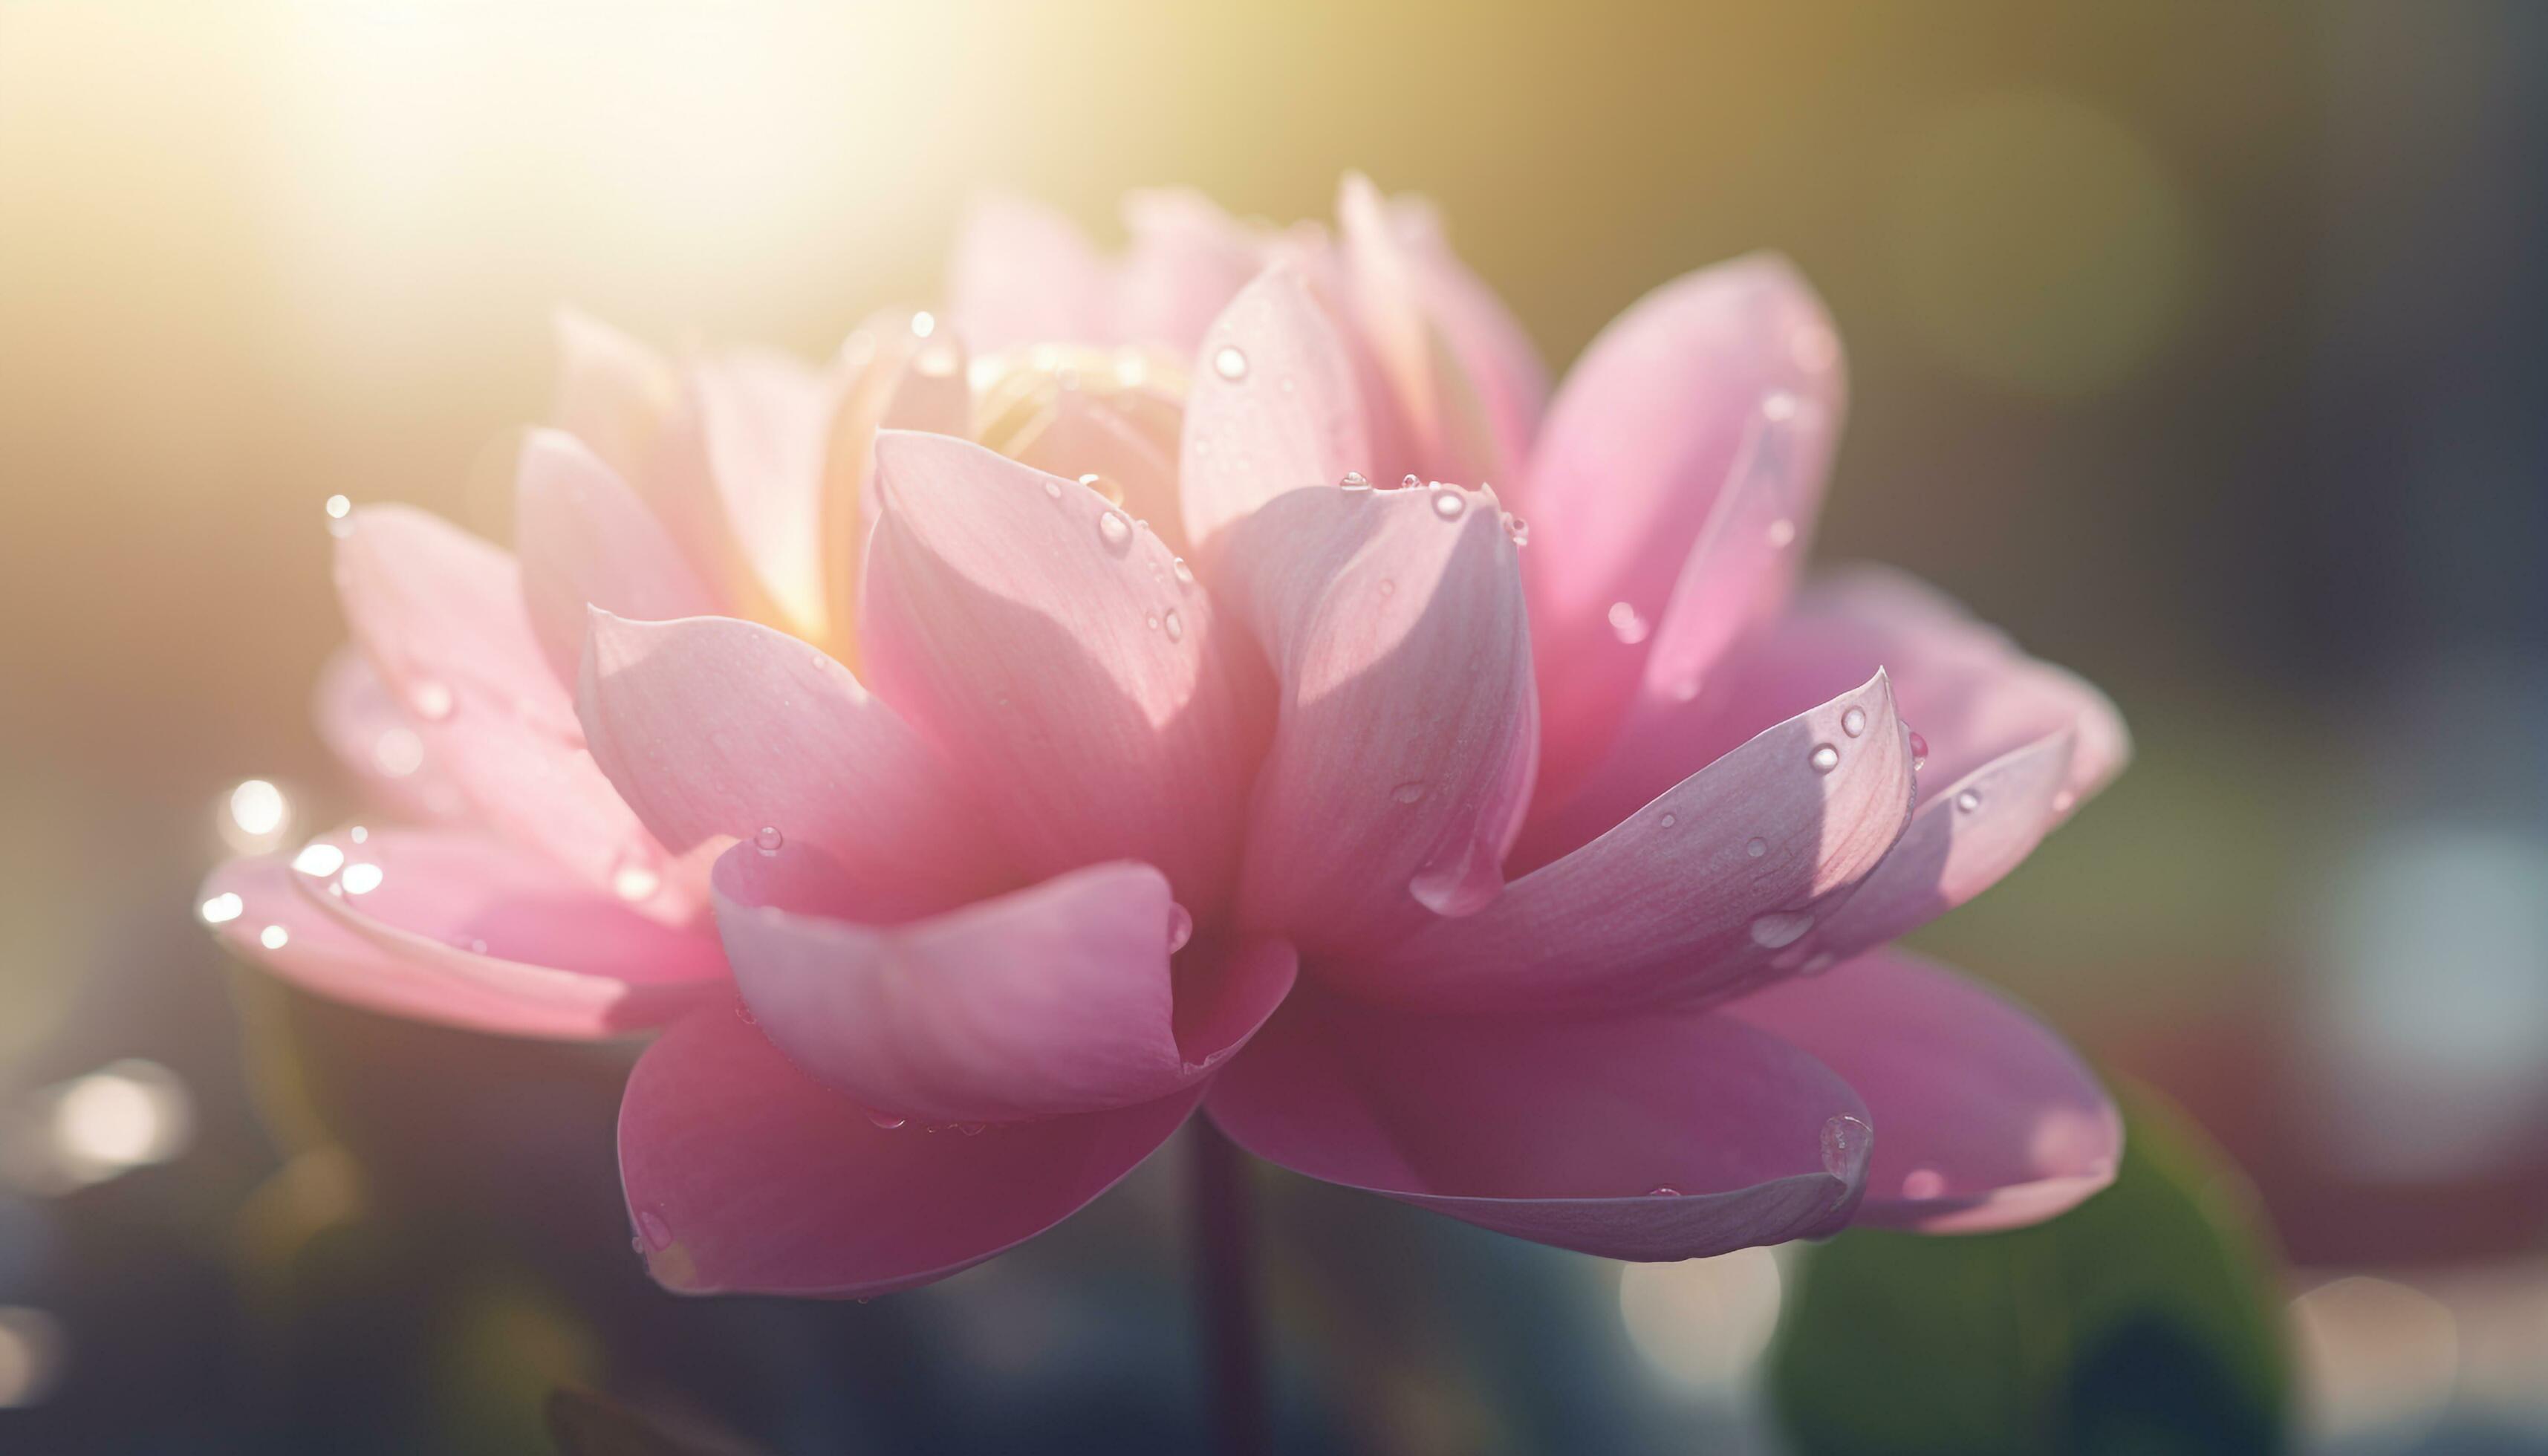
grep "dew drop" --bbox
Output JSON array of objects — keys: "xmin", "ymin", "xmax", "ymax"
[
  {"xmin": 1606, "ymin": 602, "xmax": 1650, "ymax": 645},
  {"xmin": 865, "ymin": 1109, "xmax": 907, "ymax": 1131},
  {"xmin": 1767, "ymin": 518, "xmax": 1796, "ymax": 548},
  {"xmin": 1746, "ymin": 837, "xmax": 1767, "ymax": 859},
  {"xmin": 259, "ymin": 924, "xmax": 290, "ymax": 950},
  {"xmin": 349, "ymin": 826, "xmax": 368, "ymax": 844},
  {"xmin": 1840, "ymin": 706, "xmax": 1867, "ymax": 738},
  {"xmin": 1658, "ymin": 812, "xmax": 1677, "ymax": 829},
  {"xmin": 1749, "ymin": 910, "xmax": 1814, "ymax": 949},
  {"xmin": 200, "ymin": 892, "xmax": 244, "ymax": 925},
  {"xmin": 408, "ymin": 680, "xmax": 455, "ymax": 721},
  {"xmin": 1501, "ymin": 513, "xmax": 1530, "ymax": 546},
  {"xmin": 1145, "ymin": 611, "xmax": 1160, "ymax": 631},
  {"xmin": 1171, "ymin": 557, "xmax": 1195, "ymax": 585},
  {"xmin": 1042, "ymin": 478, "xmax": 1062, "ymax": 500},
  {"xmin": 1096, "ymin": 510, "xmax": 1134, "ymax": 553},
  {"xmin": 1400, "ymin": 474, "xmax": 1422, "ymax": 490},
  {"xmin": 1166, "ymin": 903, "xmax": 1195, "ymax": 955},
  {"xmin": 1212, "ymin": 345, "xmax": 1249, "ymax": 380},
  {"xmin": 1908, "ymin": 730, "xmax": 1929, "ymax": 771},
  {"xmin": 1162, "ymin": 608, "xmax": 1184, "ymax": 643},
  {"xmin": 1646, "ymin": 1186, "xmax": 1683, "ymax": 1197},
  {"xmin": 1390, "ymin": 781, "xmax": 1427, "ymax": 805},
  {"xmin": 1809, "ymin": 744, "xmax": 1840, "ymax": 773},
  {"xmin": 291, "ymin": 842, "xmax": 345, "ymax": 877},
  {"xmin": 1339, "ymin": 471, "xmax": 1371, "ymax": 493},
  {"xmin": 1797, "ymin": 952, "xmax": 1838, "ymax": 977},
  {"xmin": 1377, "ymin": 578, "xmax": 1396, "ymax": 597},
  {"xmin": 753, "ymin": 825, "xmax": 785, "ymax": 855},
  {"xmin": 340, "ymin": 862, "xmax": 383, "ymax": 895},
  {"xmin": 1820, "ymin": 1115, "xmax": 1870, "ymax": 1177},
  {"xmin": 1902, "ymin": 1167, "xmax": 1946, "ymax": 1200},
  {"xmin": 732, "ymin": 1001, "xmax": 757, "ymax": 1027},
  {"xmin": 957, "ymin": 1122, "xmax": 987, "ymax": 1137},
  {"xmin": 1430, "ymin": 490, "xmax": 1466, "ymax": 521},
  {"xmin": 1954, "ymin": 789, "xmax": 1982, "ymax": 813},
  {"xmin": 635, "ymin": 1208, "xmax": 674, "ymax": 1251}
]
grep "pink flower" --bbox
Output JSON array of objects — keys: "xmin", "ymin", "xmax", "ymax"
[{"xmin": 204, "ymin": 176, "xmax": 2127, "ymax": 1297}]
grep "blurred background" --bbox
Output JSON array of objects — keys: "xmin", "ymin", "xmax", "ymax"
[{"xmin": 3, "ymin": 1, "xmax": 2544, "ymax": 1452}]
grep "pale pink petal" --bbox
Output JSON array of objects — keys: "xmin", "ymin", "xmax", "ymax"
[
  {"xmin": 618, "ymin": 1007, "xmax": 1203, "ymax": 1297},
  {"xmin": 1368, "ymin": 672, "xmax": 1913, "ymax": 1011},
  {"xmin": 311, "ymin": 647, "xmax": 467, "ymax": 822},
  {"xmin": 1218, "ymin": 483, "xmax": 1537, "ymax": 952},
  {"xmin": 200, "ymin": 831, "xmax": 726, "ymax": 1039},
  {"xmin": 552, "ymin": 308, "xmax": 680, "ymax": 488},
  {"xmin": 1010, "ymin": 390, "xmax": 1185, "ymax": 558},
  {"xmin": 1382, "ymin": 192, "xmax": 1549, "ymax": 485},
  {"xmin": 684, "ymin": 348, "xmax": 836, "ymax": 640},
  {"xmin": 1524, "ymin": 256, "xmax": 1845, "ymax": 799},
  {"xmin": 1111, "ymin": 189, "xmax": 1268, "ymax": 357},
  {"xmin": 818, "ymin": 311, "xmax": 972, "ymax": 634},
  {"xmin": 714, "ymin": 848, "xmax": 1295, "ymax": 1124},
  {"xmin": 1206, "ymin": 986, "xmax": 1870, "ymax": 1261},
  {"xmin": 946, "ymin": 192, "xmax": 1110, "ymax": 352},
  {"xmin": 1723, "ymin": 948, "xmax": 2120, "ymax": 1232},
  {"xmin": 858, "ymin": 432, "xmax": 1265, "ymax": 918},
  {"xmin": 514, "ymin": 429, "xmax": 721, "ymax": 683},
  {"xmin": 578, "ymin": 611, "xmax": 1013, "ymax": 924},
  {"xmin": 334, "ymin": 507, "xmax": 677, "ymax": 910},
  {"xmin": 1177, "ymin": 267, "xmax": 1371, "ymax": 552}
]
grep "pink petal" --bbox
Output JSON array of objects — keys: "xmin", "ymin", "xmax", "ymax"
[
  {"xmin": 311, "ymin": 647, "xmax": 467, "ymax": 823},
  {"xmin": 858, "ymin": 432, "xmax": 1264, "ymax": 919},
  {"xmin": 617, "ymin": 1007, "xmax": 1203, "ymax": 1297},
  {"xmin": 514, "ymin": 429, "xmax": 721, "ymax": 683},
  {"xmin": 577, "ymin": 610, "xmax": 1011, "ymax": 923},
  {"xmin": 1112, "ymin": 189, "xmax": 1269, "ymax": 355},
  {"xmin": 334, "ymin": 507, "xmax": 675, "ymax": 909},
  {"xmin": 714, "ymin": 848, "xmax": 1296, "ymax": 1124},
  {"xmin": 1206, "ymin": 986, "xmax": 1870, "ymax": 1261},
  {"xmin": 1523, "ymin": 255, "xmax": 1845, "ymax": 799},
  {"xmin": 551, "ymin": 308, "xmax": 680, "ymax": 488},
  {"xmin": 1723, "ymin": 948, "xmax": 2120, "ymax": 1232},
  {"xmin": 1370, "ymin": 672, "xmax": 1913, "ymax": 1011},
  {"xmin": 1177, "ymin": 266, "xmax": 1371, "ymax": 552},
  {"xmin": 1009, "ymin": 389, "xmax": 1185, "ymax": 558},
  {"xmin": 684, "ymin": 348, "xmax": 837, "ymax": 640},
  {"xmin": 1218, "ymin": 483, "xmax": 1538, "ymax": 952},
  {"xmin": 200, "ymin": 831, "xmax": 727, "ymax": 1039},
  {"xmin": 1379, "ymin": 192, "xmax": 1549, "ymax": 487},
  {"xmin": 818, "ymin": 311, "xmax": 973, "ymax": 635},
  {"xmin": 946, "ymin": 192, "xmax": 1110, "ymax": 352}
]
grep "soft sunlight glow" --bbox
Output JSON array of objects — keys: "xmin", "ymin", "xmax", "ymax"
[
  {"xmin": 48, "ymin": 1059, "xmax": 194, "ymax": 1184},
  {"xmin": 2291, "ymin": 1274, "xmax": 2460, "ymax": 1444},
  {"xmin": 1617, "ymin": 1248, "xmax": 1785, "ymax": 1398},
  {"xmin": 0, "ymin": 1307, "xmax": 68, "ymax": 1409},
  {"xmin": 221, "ymin": 777, "xmax": 291, "ymax": 853}
]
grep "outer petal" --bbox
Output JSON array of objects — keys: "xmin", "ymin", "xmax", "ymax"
[
  {"xmin": 946, "ymin": 192, "xmax": 1110, "ymax": 353},
  {"xmin": 334, "ymin": 507, "xmax": 676, "ymax": 910},
  {"xmin": 713, "ymin": 848, "xmax": 1296, "ymax": 1125},
  {"xmin": 1178, "ymin": 266, "xmax": 1371, "ymax": 551},
  {"xmin": 578, "ymin": 611, "xmax": 1008, "ymax": 923},
  {"xmin": 552, "ymin": 308, "xmax": 680, "ymax": 489},
  {"xmin": 514, "ymin": 429, "xmax": 721, "ymax": 684},
  {"xmin": 1112, "ymin": 189, "xmax": 1267, "ymax": 356},
  {"xmin": 1371, "ymin": 672, "xmax": 1914, "ymax": 1011},
  {"xmin": 200, "ymin": 830, "xmax": 727, "ymax": 1039},
  {"xmin": 1206, "ymin": 986, "xmax": 1870, "ymax": 1261},
  {"xmin": 1722, "ymin": 948, "xmax": 2121, "ymax": 1232},
  {"xmin": 311, "ymin": 646, "xmax": 467, "ymax": 822},
  {"xmin": 858, "ymin": 432, "xmax": 1264, "ymax": 918},
  {"xmin": 1220, "ymin": 483, "xmax": 1538, "ymax": 953},
  {"xmin": 1523, "ymin": 255, "xmax": 1844, "ymax": 799},
  {"xmin": 618, "ymin": 1007, "xmax": 1203, "ymax": 1297}
]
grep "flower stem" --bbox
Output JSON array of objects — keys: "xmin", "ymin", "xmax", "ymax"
[{"xmin": 1189, "ymin": 1117, "xmax": 1270, "ymax": 1456}]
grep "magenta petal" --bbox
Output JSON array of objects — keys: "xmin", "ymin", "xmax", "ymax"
[
  {"xmin": 1524, "ymin": 256, "xmax": 1845, "ymax": 799},
  {"xmin": 1218, "ymin": 484, "xmax": 1538, "ymax": 954},
  {"xmin": 858, "ymin": 432, "xmax": 1264, "ymax": 918},
  {"xmin": 578, "ymin": 611, "xmax": 1008, "ymax": 923},
  {"xmin": 714, "ymin": 848, "xmax": 1296, "ymax": 1124},
  {"xmin": 201, "ymin": 833, "xmax": 726, "ymax": 1039},
  {"xmin": 1723, "ymin": 948, "xmax": 2120, "ymax": 1232},
  {"xmin": 311, "ymin": 647, "xmax": 467, "ymax": 822},
  {"xmin": 946, "ymin": 192, "xmax": 1111, "ymax": 353},
  {"xmin": 1206, "ymin": 987, "xmax": 1869, "ymax": 1261},
  {"xmin": 1178, "ymin": 266, "xmax": 1372, "ymax": 551},
  {"xmin": 515, "ymin": 430, "xmax": 721, "ymax": 683},
  {"xmin": 1372, "ymin": 672, "xmax": 1913, "ymax": 1011},
  {"xmin": 334, "ymin": 507, "xmax": 672, "ymax": 906},
  {"xmin": 618, "ymin": 1007, "xmax": 1203, "ymax": 1297}
]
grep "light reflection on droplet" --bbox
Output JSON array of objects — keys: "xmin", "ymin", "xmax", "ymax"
[
  {"xmin": 259, "ymin": 924, "xmax": 290, "ymax": 950},
  {"xmin": 290, "ymin": 842, "xmax": 345, "ymax": 877},
  {"xmin": 200, "ymin": 893, "xmax": 244, "ymax": 925},
  {"xmin": 339, "ymin": 862, "xmax": 383, "ymax": 896}
]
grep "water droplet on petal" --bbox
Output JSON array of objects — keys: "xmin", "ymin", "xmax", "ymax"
[
  {"xmin": 1162, "ymin": 608, "xmax": 1183, "ymax": 643},
  {"xmin": 1820, "ymin": 1114, "xmax": 1871, "ymax": 1178},
  {"xmin": 635, "ymin": 1208, "xmax": 674, "ymax": 1251},
  {"xmin": 865, "ymin": 1108, "xmax": 906, "ymax": 1131},
  {"xmin": 1749, "ymin": 911, "xmax": 1814, "ymax": 949},
  {"xmin": 1043, "ymin": 478, "xmax": 1062, "ymax": 499},
  {"xmin": 1607, "ymin": 602, "xmax": 1650, "ymax": 645},
  {"xmin": 957, "ymin": 1122, "xmax": 987, "ymax": 1137},
  {"xmin": 1212, "ymin": 345, "xmax": 1248, "ymax": 380},
  {"xmin": 1399, "ymin": 474, "xmax": 1422, "ymax": 490},
  {"xmin": 753, "ymin": 825, "xmax": 784, "ymax": 855},
  {"xmin": 1658, "ymin": 811, "xmax": 1677, "ymax": 828},
  {"xmin": 1431, "ymin": 491, "xmax": 1466, "ymax": 521},
  {"xmin": 1954, "ymin": 789, "xmax": 1982, "ymax": 813},
  {"xmin": 1902, "ymin": 1167, "xmax": 1946, "ymax": 1200},
  {"xmin": 1647, "ymin": 1185, "xmax": 1683, "ymax": 1197},
  {"xmin": 259, "ymin": 924, "xmax": 290, "ymax": 950},
  {"xmin": 1377, "ymin": 578, "xmax": 1396, "ymax": 597},
  {"xmin": 1171, "ymin": 557, "xmax": 1195, "ymax": 585},
  {"xmin": 1809, "ymin": 744, "xmax": 1840, "ymax": 773},
  {"xmin": 1908, "ymin": 730, "xmax": 1929, "ymax": 771},
  {"xmin": 200, "ymin": 893, "xmax": 244, "ymax": 925},
  {"xmin": 1746, "ymin": 837, "xmax": 1768, "ymax": 858},
  {"xmin": 1339, "ymin": 471, "xmax": 1371, "ymax": 493},
  {"xmin": 1166, "ymin": 903, "xmax": 1195, "ymax": 955},
  {"xmin": 1409, "ymin": 831, "xmax": 1501, "ymax": 917},
  {"xmin": 340, "ymin": 862, "xmax": 383, "ymax": 895},
  {"xmin": 1096, "ymin": 510, "xmax": 1134, "ymax": 553},
  {"xmin": 732, "ymin": 1001, "xmax": 758, "ymax": 1027},
  {"xmin": 291, "ymin": 842, "xmax": 345, "ymax": 877},
  {"xmin": 1145, "ymin": 611, "xmax": 1160, "ymax": 631},
  {"xmin": 408, "ymin": 680, "xmax": 454, "ymax": 721},
  {"xmin": 1501, "ymin": 513, "xmax": 1530, "ymax": 546},
  {"xmin": 1841, "ymin": 706, "xmax": 1867, "ymax": 738},
  {"xmin": 1797, "ymin": 952, "xmax": 1838, "ymax": 977},
  {"xmin": 1390, "ymin": 781, "xmax": 1427, "ymax": 804}
]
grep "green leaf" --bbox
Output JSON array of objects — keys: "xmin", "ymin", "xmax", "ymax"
[{"xmin": 1767, "ymin": 1084, "xmax": 2291, "ymax": 1455}]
